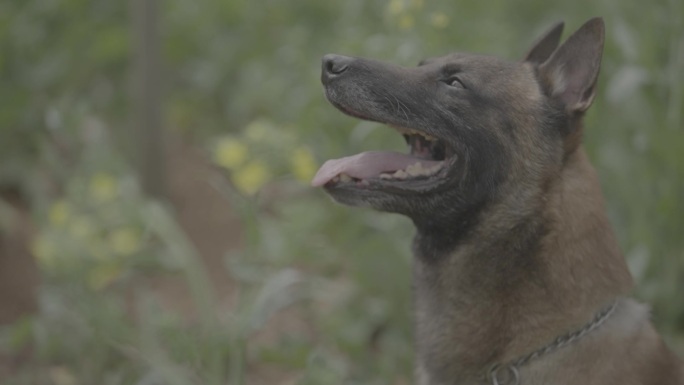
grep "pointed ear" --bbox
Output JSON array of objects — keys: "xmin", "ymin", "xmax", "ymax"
[
  {"xmin": 538, "ymin": 17, "xmax": 605, "ymax": 113},
  {"xmin": 523, "ymin": 21, "xmax": 564, "ymax": 65}
]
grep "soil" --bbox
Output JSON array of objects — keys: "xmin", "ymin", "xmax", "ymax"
[
  {"xmin": 150, "ymin": 137, "xmax": 302, "ymax": 384},
  {"xmin": 146, "ymin": 136, "xmax": 243, "ymax": 315},
  {"xmin": 0, "ymin": 188, "xmax": 39, "ymax": 326}
]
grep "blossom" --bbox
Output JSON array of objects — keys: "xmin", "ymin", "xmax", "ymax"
[
  {"xmin": 69, "ymin": 216, "xmax": 95, "ymax": 240},
  {"xmin": 49, "ymin": 367, "xmax": 78, "ymax": 385},
  {"xmin": 89, "ymin": 173, "xmax": 119, "ymax": 203},
  {"xmin": 244, "ymin": 119, "xmax": 274, "ymax": 142},
  {"xmin": 87, "ymin": 264, "xmax": 123, "ymax": 290},
  {"xmin": 49, "ymin": 200, "xmax": 70, "ymax": 226},
  {"xmin": 232, "ymin": 160, "xmax": 271, "ymax": 195},
  {"xmin": 290, "ymin": 146, "xmax": 318, "ymax": 182},
  {"xmin": 387, "ymin": 0, "xmax": 404, "ymax": 16},
  {"xmin": 32, "ymin": 236, "xmax": 57, "ymax": 268},
  {"xmin": 108, "ymin": 227, "xmax": 141, "ymax": 256},
  {"xmin": 214, "ymin": 136, "xmax": 249, "ymax": 170},
  {"xmin": 430, "ymin": 13, "xmax": 449, "ymax": 29},
  {"xmin": 398, "ymin": 14, "xmax": 415, "ymax": 30}
]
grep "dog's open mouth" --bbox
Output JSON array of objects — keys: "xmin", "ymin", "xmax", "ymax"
[{"xmin": 311, "ymin": 124, "xmax": 457, "ymax": 190}]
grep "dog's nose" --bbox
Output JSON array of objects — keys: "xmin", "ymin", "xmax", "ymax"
[{"xmin": 321, "ymin": 54, "xmax": 353, "ymax": 83}]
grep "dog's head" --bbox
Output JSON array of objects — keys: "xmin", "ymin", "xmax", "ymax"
[{"xmin": 313, "ymin": 18, "xmax": 605, "ymax": 234}]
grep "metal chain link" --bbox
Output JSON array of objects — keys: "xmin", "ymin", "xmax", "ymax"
[{"xmin": 487, "ymin": 300, "xmax": 619, "ymax": 385}]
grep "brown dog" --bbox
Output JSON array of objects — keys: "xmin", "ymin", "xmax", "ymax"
[{"xmin": 313, "ymin": 18, "xmax": 683, "ymax": 384}]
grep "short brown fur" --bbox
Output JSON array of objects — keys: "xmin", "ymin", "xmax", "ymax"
[{"xmin": 318, "ymin": 18, "xmax": 683, "ymax": 384}]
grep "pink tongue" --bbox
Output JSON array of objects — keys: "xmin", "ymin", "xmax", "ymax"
[{"xmin": 311, "ymin": 151, "xmax": 440, "ymax": 187}]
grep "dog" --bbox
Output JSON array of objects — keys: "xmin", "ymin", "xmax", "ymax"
[{"xmin": 312, "ymin": 18, "xmax": 683, "ymax": 385}]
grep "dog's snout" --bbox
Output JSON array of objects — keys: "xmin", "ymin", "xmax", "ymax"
[{"xmin": 321, "ymin": 54, "xmax": 353, "ymax": 83}]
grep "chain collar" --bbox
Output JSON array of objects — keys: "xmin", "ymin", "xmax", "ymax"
[{"xmin": 486, "ymin": 300, "xmax": 619, "ymax": 385}]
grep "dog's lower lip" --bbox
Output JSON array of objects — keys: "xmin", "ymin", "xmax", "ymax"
[
  {"xmin": 320, "ymin": 154, "xmax": 458, "ymax": 191},
  {"xmin": 312, "ymin": 151, "xmax": 448, "ymax": 187},
  {"xmin": 310, "ymin": 122, "xmax": 455, "ymax": 188}
]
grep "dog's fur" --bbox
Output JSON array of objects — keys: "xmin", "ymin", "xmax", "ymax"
[{"xmin": 316, "ymin": 18, "xmax": 683, "ymax": 384}]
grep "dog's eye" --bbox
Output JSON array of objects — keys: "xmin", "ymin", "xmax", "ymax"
[{"xmin": 446, "ymin": 77, "xmax": 465, "ymax": 88}]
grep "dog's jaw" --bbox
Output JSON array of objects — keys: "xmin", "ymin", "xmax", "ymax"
[{"xmin": 316, "ymin": 53, "xmax": 531, "ymax": 236}]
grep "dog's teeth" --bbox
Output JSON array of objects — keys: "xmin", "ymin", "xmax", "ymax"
[
  {"xmin": 406, "ymin": 162, "xmax": 444, "ymax": 177},
  {"xmin": 339, "ymin": 174, "xmax": 352, "ymax": 183},
  {"xmin": 405, "ymin": 162, "xmax": 425, "ymax": 176},
  {"xmin": 394, "ymin": 126, "xmax": 413, "ymax": 135},
  {"xmin": 393, "ymin": 126, "xmax": 437, "ymax": 141},
  {"xmin": 377, "ymin": 161, "xmax": 445, "ymax": 181},
  {"xmin": 427, "ymin": 162, "xmax": 443, "ymax": 173},
  {"xmin": 414, "ymin": 131, "xmax": 433, "ymax": 140}
]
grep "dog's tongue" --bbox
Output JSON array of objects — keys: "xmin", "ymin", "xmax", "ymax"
[{"xmin": 311, "ymin": 151, "xmax": 439, "ymax": 187}]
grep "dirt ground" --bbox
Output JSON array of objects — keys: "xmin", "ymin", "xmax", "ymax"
[
  {"xmin": 163, "ymin": 138, "xmax": 301, "ymax": 384},
  {"xmin": 0, "ymin": 188, "xmax": 39, "ymax": 326},
  {"xmin": 145, "ymin": 137, "xmax": 243, "ymax": 316}
]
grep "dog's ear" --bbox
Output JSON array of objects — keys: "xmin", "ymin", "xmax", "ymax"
[
  {"xmin": 538, "ymin": 17, "xmax": 605, "ymax": 113},
  {"xmin": 523, "ymin": 21, "xmax": 564, "ymax": 65}
]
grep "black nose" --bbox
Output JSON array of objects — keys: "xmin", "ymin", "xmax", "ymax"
[{"xmin": 321, "ymin": 54, "xmax": 353, "ymax": 83}]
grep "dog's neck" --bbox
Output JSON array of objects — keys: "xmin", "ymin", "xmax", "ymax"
[{"xmin": 411, "ymin": 147, "xmax": 634, "ymax": 384}]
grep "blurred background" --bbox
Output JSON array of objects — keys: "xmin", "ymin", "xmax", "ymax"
[{"xmin": 0, "ymin": 0, "xmax": 682, "ymax": 384}]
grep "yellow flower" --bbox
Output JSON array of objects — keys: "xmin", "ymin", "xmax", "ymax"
[
  {"xmin": 387, "ymin": 0, "xmax": 404, "ymax": 16},
  {"xmin": 108, "ymin": 228, "xmax": 141, "ymax": 256},
  {"xmin": 49, "ymin": 200, "xmax": 70, "ymax": 226},
  {"xmin": 232, "ymin": 160, "xmax": 271, "ymax": 195},
  {"xmin": 32, "ymin": 236, "xmax": 57, "ymax": 268},
  {"xmin": 214, "ymin": 137, "xmax": 249, "ymax": 170},
  {"xmin": 430, "ymin": 13, "xmax": 449, "ymax": 29},
  {"xmin": 69, "ymin": 216, "xmax": 95, "ymax": 240},
  {"xmin": 87, "ymin": 263, "xmax": 123, "ymax": 290},
  {"xmin": 398, "ymin": 14, "xmax": 415, "ymax": 30},
  {"xmin": 244, "ymin": 119, "xmax": 273, "ymax": 142},
  {"xmin": 49, "ymin": 366, "xmax": 78, "ymax": 385},
  {"xmin": 289, "ymin": 146, "xmax": 318, "ymax": 182},
  {"xmin": 89, "ymin": 173, "xmax": 119, "ymax": 203}
]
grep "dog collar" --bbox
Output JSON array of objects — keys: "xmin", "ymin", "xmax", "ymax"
[{"xmin": 486, "ymin": 300, "xmax": 619, "ymax": 385}]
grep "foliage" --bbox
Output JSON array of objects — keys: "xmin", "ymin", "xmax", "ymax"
[
  {"xmin": 0, "ymin": 0, "xmax": 682, "ymax": 384},
  {"xmin": 212, "ymin": 119, "xmax": 318, "ymax": 195},
  {"xmin": 0, "ymin": 0, "xmax": 128, "ymax": 188}
]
